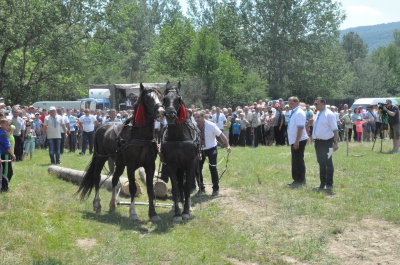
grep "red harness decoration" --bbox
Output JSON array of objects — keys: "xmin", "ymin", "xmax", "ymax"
[
  {"xmin": 177, "ymin": 104, "xmax": 187, "ymax": 124},
  {"xmin": 134, "ymin": 104, "xmax": 146, "ymax": 126}
]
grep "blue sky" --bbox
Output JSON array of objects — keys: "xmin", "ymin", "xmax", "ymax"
[{"xmin": 178, "ymin": 0, "xmax": 400, "ymax": 29}]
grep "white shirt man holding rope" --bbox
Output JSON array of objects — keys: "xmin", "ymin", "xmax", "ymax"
[{"xmin": 194, "ymin": 110, "xmax": 231, "ymax": 196}]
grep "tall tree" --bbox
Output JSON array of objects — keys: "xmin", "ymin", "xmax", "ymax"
[
  {"xmin": 239, "ymin": 0, "xmax": 345, "ymax": 100},
  {"xmin": 341, "ymin": 31, "xmax": 369, "ymax": 65},
  {"xmin": 0, "ymin": 0, "xmax": 107, "ymax": 104}
]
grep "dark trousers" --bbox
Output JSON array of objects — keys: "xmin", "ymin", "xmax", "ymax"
[
  {"xmin": 291, "ymin": 140, "xmax": 307, "ymax": 183},
  {"xmin": 1, "ymin": 153, "xmax": 13, "ymax": 191},
  {"xmin": 60, "ymin": 133, "xmax": 66, "ymax": 154},
  {"xmin": 13, "ymin": 135, "xmax": 24, "ymax": 161},
  {"xmin": 274, "ymin": 126, "xmax": 285, "ymax": 145},
  {"xmin": 69, "ymin": 131, "xmax": 76, "ymax": 152},
  {"xmin": 232, "ymin": 134, "xmax": 239, "ymax": 146},
  {"xmin": 346, "ymin": 128, "xmax": 352, "ymax": 142},
  {"xmin": 82, "ymin": 130, "xmax": 95, "ymax": 154},
  {"xmin": 239, "ymin": 130, "xmax": 246, "ymax": 146},
  {"xmin": 245, "ymin": 127, "xmax": 252, "ymax": 146},
  {"xmin": 199, "ymin": 146, "xmax": 219, "ymax": 191},
  {"xmin": 314, "ymin": 138, "xmax": 334, "ymax": 187},
  {"xmin": 48, "ymin": 138, "xmax": 61, "ymax": 164}
]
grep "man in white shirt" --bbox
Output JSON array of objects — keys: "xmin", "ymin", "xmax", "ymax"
[
  {"xmin": 212, "ymin": 107, "xmax": 226, "ymax": 130},
  {"xmin": 287, "ymin": 97, "xmax": 309, "ymax": 188},
  {"xmin": 194, "ymin": 110, "xmax": 231, "ymax": 196},
  {"xmin": 312, "ymin": 97, "xmax": 339, "ymax": 193},
  {"xmin": 79, "ymin": 108, "xmax": 98, "ymax": 155},
  {"xmin": 44, "ymin": 106, "xmax": 67, "ymax": 164}
]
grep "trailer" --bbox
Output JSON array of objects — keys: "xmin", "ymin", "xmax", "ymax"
[{"xmin": 89, "ymin": 83, "xmax": 165, "ymax": 110}]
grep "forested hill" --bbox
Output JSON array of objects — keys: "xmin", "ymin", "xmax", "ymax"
[{"xmin": 340, "ymin": 21, "xmax": 400, "ymax": 52}]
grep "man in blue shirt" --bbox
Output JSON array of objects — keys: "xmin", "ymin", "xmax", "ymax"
[{"xmin": 0, "ymin": 118, "xmax": 16, "ymax": 191}]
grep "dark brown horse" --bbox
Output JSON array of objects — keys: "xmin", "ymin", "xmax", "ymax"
[
  {"xmin": 161, "ymin": 82, "xmax": 200, "ymax": 222},
  {"xmin": 77, "ymin": 84, "xmax": 165, "ymax": 221}
]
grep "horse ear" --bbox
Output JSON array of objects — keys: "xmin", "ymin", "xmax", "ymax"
[
  {"xmin": 140, "ymin": 83, "xmax": 144, "ymax": 93},
  {"xmin": 166, "ymin": 81, "xmax": 171, "ymax": 89},
  {"xmin": 177, "ymin": 82, "xmax": 181, "ymax": 93}
]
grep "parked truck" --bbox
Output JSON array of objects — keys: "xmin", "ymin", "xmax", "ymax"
[{"xmin": 86, "ymin": 83, "xmax": 165, "ymax": 110}]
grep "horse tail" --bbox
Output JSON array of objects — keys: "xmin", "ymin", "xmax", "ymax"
[
  {"xmin": 76, "ymin": 129, "xmax": 103, "ymax": 200},
  {"xmin": 76, "ymin": 156, "xmax": 99, "ymax": 200}
]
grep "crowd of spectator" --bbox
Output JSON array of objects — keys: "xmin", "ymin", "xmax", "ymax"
[{"xmin": 0, "ymin": 95, "xmax": 398, "ymax": 192}]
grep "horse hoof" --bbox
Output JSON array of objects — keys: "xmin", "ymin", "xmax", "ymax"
[
  {"xmin": 109, "ymin": 204, "xmax": 117, "ymax": 213},
  {"xmin": 130, "ymin": 214, "xmax": 139, "ymax": 220},
  {"xmin": 93, "ymin": 205, "xmax": 102, "ymax": 213},
  {"xmin": 182, "ymin": 214, "xmax": 190, "ymax": 220},
  {"xmin": 173, "ymin": 216, "xmax": 183, "ymax": 223},
  {"xmin": 151, "ymin": 215, "xmax": 161, "ymax": 222}
]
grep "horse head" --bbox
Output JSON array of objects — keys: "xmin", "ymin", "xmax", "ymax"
[
  {"xmin": 163, "ymin": 81, "xmax": 186, "ymax": 125},
  {"xmin": 133, "ymin": 83, "xmax": 165, "ymax": 126}
]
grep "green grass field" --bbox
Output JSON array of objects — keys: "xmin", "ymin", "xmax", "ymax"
[{"xmin": 1, "ymin": 140, "xmax": 400, "ymax": 264}]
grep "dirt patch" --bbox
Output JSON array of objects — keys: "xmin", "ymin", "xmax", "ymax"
[
  {"xmin": 76, "ymin": 238, "xmax": 98, "ymax": 250},
  {"xmin": 209, "ymin": 188, "xmax": 400, "ymax": 264},
  {"xmin": 328, "ymin": 218, "xmax": 400, "ymax": 264}
]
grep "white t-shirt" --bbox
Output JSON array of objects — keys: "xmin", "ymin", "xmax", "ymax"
[
  {"xmin": 287, "ymin": 107, "xmax": 308, "ymax": 145},
  {"xmin": 44, "ymin": 115, "xmax": 65, "ymax": 139},
  {"xmin": 199, "ymin": 120, "xmax": 222, "ymax": 150},
  {"xmin": 312, "ymin": 108, "xmax": 338, "ymax": 140},
  {"xmin": 212, "ymin": 113, "xmax": 226, "ymax": 130},
  {"xmin": 79, "ymin": 115, "xmax": 97, "ymax": 132}
]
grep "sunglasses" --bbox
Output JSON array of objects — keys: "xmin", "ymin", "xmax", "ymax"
[{"xmin": 314, "ymin": 103, "xmax": 319, "ymax": 106}]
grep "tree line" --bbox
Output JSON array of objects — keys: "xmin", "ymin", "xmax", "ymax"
[{"xmin": 1, "ymin": 0, "xmax": 400, "ymax": 108}]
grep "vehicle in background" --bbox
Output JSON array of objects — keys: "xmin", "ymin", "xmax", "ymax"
[
  {"xmin": 32, "ymin": 100, "xmax": 96, "ymax": 111},
  {"xmin": 88, "ymin": 83, "xmax": 165, "ymax": 110},
  {"xmin": 350, "ymin": 98, "xmax": 398, "ymax": 111}
]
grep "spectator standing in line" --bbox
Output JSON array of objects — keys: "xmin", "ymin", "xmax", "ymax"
[
  {"xmin": 212, "ymin": 107, "xmax": 227, "ymax": 132},
  {"xmin": 251, "ymin": 107, "xmax": 262, "ymax": 147},
  {"xmin": 44, "ymin": 106, "xmax": 67, "ymax": 164},
  {"xmin": 238, "ymin": 112, "xmax": 249, "ymax": 147},
  {"xmin": 382, "ymin": 99, "xmax": 400, "ymax": 153},
  {"xmin": 352, "ymin": 107, "xmax": 363, "ymax": 142},
  {"xmin": 11, "ymin": 106, "xmax": 25, "ymax": 161},
  {"xmin": 33, "ymin": 112, "xmax": 43, "ymax": 149},
  {"xmin": 0, "ymin": 118, "xmax": 16, "ymax": 192},
  {"xmin": 341, "ymin": 109, "xmax": 353, "ymax": 142},
  {"xmin": 274, "ymin": 107, "xmax": 285, "ymax": 146},
  {"xmin": 312, "ymin": 97, "xmax": 339, "ymax": 192},
  {"xmin": 68, "ymin": 110, "xmax": 77, "ymax": 152},
  {"xmin": 232, "ymin": 118, "xmax": 241, "ymax": 146},
  {"xmin": 56, "ymin": 108, "xmax": 68, "ymax": 154},
  {"xmin": 283, "ymin": 104, "xmax": 292, "ymax": 145},
  {"xmin": 243, "ymin": 106, "xmax": 253, "ymax": 146},
  {"xmin": 287, "ymin": 97, "xmax": 309, "ymax": 188},
  {"xmin": 23, "ymin": 120, "xmax": 36, "ymax": 160},
  {"xmin": 194, "ymin": 110, "xmax": 231, "ymax": 196},
  {"xmin": 79, "ymin": 108, "xmax": 98, "ymax": 155}
]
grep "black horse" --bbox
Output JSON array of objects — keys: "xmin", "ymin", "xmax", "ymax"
[
  {"xmin": 161, "ymin": 81, "xmax": 200, "ymax": 222},
  {"xmin": 77, "ymin": 84, "xmax": 165, "ymax": 221}
]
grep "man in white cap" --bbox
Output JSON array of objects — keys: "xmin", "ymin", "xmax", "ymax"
[{"xmin": 44, "ymin": 106, "xmax": 67, "ymax": 164}]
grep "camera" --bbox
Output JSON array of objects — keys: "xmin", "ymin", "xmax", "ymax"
[{"xmin": 377, "ymin": 102, "xmax": 387, "ymax": 111}]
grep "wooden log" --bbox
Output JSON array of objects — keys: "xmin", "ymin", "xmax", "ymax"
[{"xmin": 47, "ymin": 165, "xmax": 141, "ymax": 197}]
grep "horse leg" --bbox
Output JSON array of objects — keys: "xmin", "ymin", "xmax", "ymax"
[
  {"xmin": 92, "ymin": 157, "xmax": 108, "ymax": 213},
  {"xmin": 126, "ymin": 165, "xmax": 139, "ymax": 220},
  {"xmin": 182, "ymin": 166, "xmax": 195, "ymax": 220},
  {"xmin": 168, "ymin": 166, "xmax": 182, "ymax": 222},
  {"xmin": 109, "ymin": 163, "xmax": 125, "ymax": 213},
  {"xmin": 144, "ymin": 165, "xmax": 161, "ymax": 222}
]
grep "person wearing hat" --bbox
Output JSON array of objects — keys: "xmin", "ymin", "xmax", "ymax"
[
  {"xmin": 353, "ymin": 116, "xmax": 365, "ymax": 142},
  {"xmin": 43, "ymin": 106, "xmax": 67, "ymax": 164},
  {"xmin": 33, "ymin": 112, "xmax": 43, "ymax": 149},
  {"xmin": 10, "ymin": 106, "xmax": 25, "ymax": 161}
]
